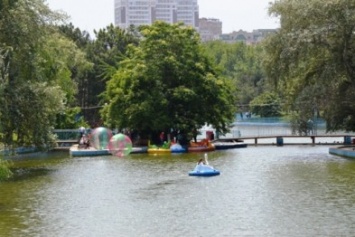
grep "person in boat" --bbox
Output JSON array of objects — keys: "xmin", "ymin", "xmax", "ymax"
[
  {"xmin": 197, "ymin": 158, "xmax": 206, "ymax": 165},
  {"xmin": 201, "ymin": 154, "xmax": 213, "ymax": 167},
  {"xmin": 196, "ymin": 156, "xmax": 214, "ymax": 172}
]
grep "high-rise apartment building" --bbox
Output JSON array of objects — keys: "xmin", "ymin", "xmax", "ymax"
[{"xmin": 114, "ymin": 0, "xmax": 199, "ymax": 29}]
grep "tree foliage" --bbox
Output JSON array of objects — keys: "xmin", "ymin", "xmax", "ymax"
[
  {"xmin": 72, "ymin": 24, "xmax": 140, "ymax": 126},
  {"xmin": 0, "ymin": 158, "xmax": 12, "ymax": 181},
  {"xmin": 49, "ymin": 27, "xmax": 94, "ymax": 129},
  {"xmin": 0, "ymin": 0, "xmax": 79, "ymax": 148},
  {"xmin": 204, "ymin": 41, "xmax": 269, "ymax": 113},
  {"xmin": 264, "ymin": 0, "xmax": 355, "ymax": 131},
  {"xmin": 102, "ymin": 22, "xmax": 236, "ymax": 141},
  {"xmin": 250, "ymin": 92, "xmax": 281, "ymax": 117}
]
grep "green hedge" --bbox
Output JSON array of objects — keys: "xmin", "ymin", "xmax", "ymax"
[{"xmin": 0, "ymin": 158, "xmax": 12, "ymax": 181}]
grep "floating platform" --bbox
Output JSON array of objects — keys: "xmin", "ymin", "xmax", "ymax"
[
  {"xmin": 329, "ymin": 146, "xmax": 355, "ymax": 159},
  {"xmin": 212, "ymin": 140, "xmax": 247, "ymax": 150},
  {"xmin": 69, "ymin": 145, "xmax": 148, "ymax": 157}
]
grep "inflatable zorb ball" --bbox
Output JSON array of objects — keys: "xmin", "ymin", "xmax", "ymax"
[
  {"xmin": 108, "ymin": 133, "xmax": 133, "ymax": 157},
  {"xmin": 90, "ymin": 127, "xmax": 113, "ymax": 150}
]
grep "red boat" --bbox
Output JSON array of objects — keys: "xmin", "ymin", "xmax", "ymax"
[{"xmin": 188, "ymin": 139, "xmax": 215, "ymax": 152}]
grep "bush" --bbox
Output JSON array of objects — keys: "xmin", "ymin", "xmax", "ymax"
[{"xmin": 0, "ymin": 158, "xmax": 13, "ymax": 181}]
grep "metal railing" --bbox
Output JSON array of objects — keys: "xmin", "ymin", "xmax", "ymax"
[
  {"xmin": 54, "ymin": 117, "xmax": 355, "ymax": 141},
  {"xmin": 198, "ymin": 117, "xmax": 355, "ymax": 139}
]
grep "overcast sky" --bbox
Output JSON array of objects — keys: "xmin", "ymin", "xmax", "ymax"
[{"xmin": 46, "ymin": 0, "xmax": 279, "ymax": 36}]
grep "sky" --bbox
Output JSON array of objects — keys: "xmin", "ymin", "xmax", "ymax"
[{"xmin": 46, "ymin": 0, "xmax": 279, "ymax": 36}]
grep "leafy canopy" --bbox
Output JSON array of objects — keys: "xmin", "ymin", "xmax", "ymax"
[
  {"xmin": 0, "ymin": 0, "xmax": 83, "ymax": 148},
  {"xmin": 250, "ymin": 92, "xmax": 282, "ymax": 117},
  {"xmin": 102, "ymin": 22, "xmax": 236, "ymax": 138},
  {"xmin": 204, "ymin": 41, "xmax": 269, "ymax": 112},
  {"xmin": 264, "ymin": 0, "xmax": 355, "ymax": 131}
]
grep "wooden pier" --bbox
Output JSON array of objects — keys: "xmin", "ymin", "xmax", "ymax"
[{"xmin": 216, "ymin": 135, "xmax": 354, "ymax": 146}]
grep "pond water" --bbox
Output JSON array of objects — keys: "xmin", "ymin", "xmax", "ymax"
[{"xmin": 1, "ymin": 146, "xmax": 355, "ymax": 237}]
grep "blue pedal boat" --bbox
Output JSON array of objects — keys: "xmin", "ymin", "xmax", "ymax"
[
  {"xmin": 170, "ymin": 144, "xmax": 187, "ymax": 153},
  {"xmin": 188, "ymin": 165, "xmax": 220, "ymax": 177}
]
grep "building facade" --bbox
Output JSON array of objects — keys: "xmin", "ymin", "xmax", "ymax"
[
  {"xmin": 114, "ymin": 0, "xmax": 199, "ymax": 29},
  {"xmin": 198, "ymin": 18, "xmax": 222, "ymax": 42}
]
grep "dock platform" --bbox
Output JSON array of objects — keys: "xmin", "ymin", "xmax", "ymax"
[{"xmin": 69, "ymin": 145, "xmax": 148, "ymax": 157}]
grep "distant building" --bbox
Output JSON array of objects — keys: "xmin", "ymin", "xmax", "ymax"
[
  {"xmin": 198, "ymin": 18, "xmax": 222, "ymax": 42},
  {"xmin": 114, "ymin": 1, "xmax": 276, "ymax": 44},
  {"xmin": 114, "ymin": 0, "xmax": 199, "ymax": 30},
  {"xmin": 219, "ymin": 29, "xmax": 278, "ymax": 44}
]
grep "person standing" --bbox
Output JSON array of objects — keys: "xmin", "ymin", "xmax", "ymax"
[
  {"xmin": 192, "ymin": 128, "xmax": 198, "ymax": 143},
  {"xmin": 78, "ymin": 126, "xmax": 85, "ymax": 144},
  {"xmin": 160, "ymin": 132, "xmax": 165, "ymax": 145}
]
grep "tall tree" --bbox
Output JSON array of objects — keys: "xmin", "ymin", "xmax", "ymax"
[
  {"xmin": 58, "ymin": 24, "xmax": 93, "ymax": 107},
  {"xmin": 58, "ymin": 23, "xmax": 91, "ymax": 49},
  {"xmin": 45, "ymin": 32, "xmax": 93, "ymax": 129},
  {"xmin": 264, "ymin": 0, "xmax": 355, "ymax": 131},
  {"xmin": 0, "ymin": 0, "xmax": 73, "ymax": 149},
  {"xmin": 102, "ymin": 22, "xmax": 236, "ymax": 143},
  {"xmin": 81, "ymin": 24, "xmax": 140, "ymax": 126}
]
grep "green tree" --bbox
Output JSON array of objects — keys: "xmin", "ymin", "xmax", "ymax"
[
  {"xmin": 102, "ymin": 22, "xmax": 236, "ymax": 143},
  {"xmin": 58, "ymin": 23, "xmax": 91, "ymax": 49},
  {"xmin": 46, "ymin": 31, "xmax": 93, "ymax": 129},
  {"xmin": 250, "ymin": 92, "xmax": 282, "ymax": 117},
  {"xmin": 57, "ymin": 24, "xmax": 139, "ymax": 128},
  {"xmin": 204, "ymin": 41, "xmax": 268, "ymax": 114},
  {"xmin": 0, "ymin": 0, "xmax": 70, "ymax": 149},
  {"xmin": 264, "ymin": 0, "xmax": 355, "ymax": 131},
  {"xmin": 0, "ymin": 158, "xmax": 12, "ymax": 181},
  {"xmin": 81, "ymin": 24, "xmax": 140, "ymax": 125},
  {"xmin": 57, "ymin": 24, "xmax": 97, "ymax": 128}
]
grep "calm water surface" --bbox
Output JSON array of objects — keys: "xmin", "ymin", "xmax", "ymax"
[{"xmin": 1, "ymin": 146, "xmax": 355, "ymax": 237}]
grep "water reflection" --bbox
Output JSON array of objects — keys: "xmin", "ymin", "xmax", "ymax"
[{"xmin": 1, "ymin": 146, "xmax": 355, "ymax": 236}]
